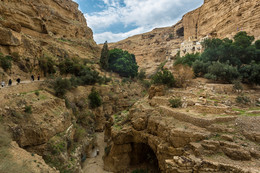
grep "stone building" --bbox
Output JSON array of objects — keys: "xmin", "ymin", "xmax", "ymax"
[{"xmin": 180, "ymin": 35, "xmax": 209, "ymax": 57}]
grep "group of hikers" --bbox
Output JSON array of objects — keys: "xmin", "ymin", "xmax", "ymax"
[{"xmin": 1, "ymin": 74, "xmax": 40, "ymax": 88}]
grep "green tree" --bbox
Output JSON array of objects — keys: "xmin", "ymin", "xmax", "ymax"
[
  {"xmin": 255, "ymin": 40, "xmax": 260, "ymax": 49},
  {"xmin": 174, "ymin": 53, "xmax": 200, "ymax": 67},
  {"xmin": 205, "ymin": 62, "xmax": 240, "ymax": 83},
  {"xmin": 234, "ymin": 31, "xmax": 254, "ymax": 48},
  {"xmin": 108, "ymin": 48, "xmax": 138, "ymax": 77},
  {"xmin": 100, "ymin": 41, "xmax": 109, "ymax": 70}
]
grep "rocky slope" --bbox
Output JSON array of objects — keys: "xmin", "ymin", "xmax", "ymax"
[
  {"xmin": 109, "ymin": 0, "xmax": 260, "ymax": 76},
  {"xmin": 0, "ymin": 0, "xmax": 100, "ymax": 78},
  {"xmin": 108, "ymin": 21, "xmax": 184, "ymax": 77},
  {"xmin": 183, "ymin": 0, "xmax": 260, "ymax": 40},
  {"xmin": 104, "ymin": 80, "xmax": 260, "ymax": 173}
]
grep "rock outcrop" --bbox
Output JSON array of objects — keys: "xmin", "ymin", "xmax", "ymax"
[
  {"xmin": 103, "ymin": 80, "xmax": 260, "ymax": 173},
  {"xmin": 183, "ymin": 0, "xmax": 260, "ymax": 40},
  {"xmin": 0, "ymin": 0, "xmax": 99, "ymax": 62}
]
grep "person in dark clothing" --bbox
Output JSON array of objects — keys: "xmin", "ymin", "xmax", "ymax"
[
  {"xmin": 8, "ymin": 79, "xmax": 12, "ymax": 86},
  {"xmin": 16, "ymin": 78, "xmax": 21, "ymax": 84},
  {"xmin": 31, "ymin": 75, "xmax": 34, "ymax": 81},
  {"xmin": 37, "ymin": 75, "xmax": 40, "ymax": 81}
]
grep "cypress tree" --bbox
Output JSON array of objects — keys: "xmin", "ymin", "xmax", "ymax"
[{"xmin": 100, "ymin": 41, "xmax": 109, "ymax": 70}]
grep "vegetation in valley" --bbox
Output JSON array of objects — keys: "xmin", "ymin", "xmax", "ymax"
[
  {"xmin": 152, "ymin": 68, "xmax": 175, "ymax": 87},
  {"xmin": 174, "ymin": 31, "xmax": 260, "ymax": 84}
]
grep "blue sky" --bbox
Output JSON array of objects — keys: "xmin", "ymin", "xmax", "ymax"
[{"xmin": 73, "ymin": 0, "xmax": 204, "ymax": 43}]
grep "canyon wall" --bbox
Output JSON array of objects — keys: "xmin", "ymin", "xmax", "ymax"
[
  {"xmin": 183, "ymin": 0, "xmax": 260, "ymax": 40},
  {"xmin": 0, "ymin": 0, "xmax": 99, "ymax": 60},
  {"xmin": 109, "ymin": 0, "xmax": 260, "ymax": 76}
]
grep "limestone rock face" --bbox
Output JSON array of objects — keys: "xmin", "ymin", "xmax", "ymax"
[
  {"xmin": 183, "ymin": 0, "xmax": 260, "ymax": 40},
  {"xmin": 108, "ymin": 21, "xmax": 184, "ymax": 76},
  {"xmin": 0, "ymin": 0, "xmax": 99, "ymax": 60},
  {"xmin": 109, "ymin": 0, "xmax": 260, "ymax": 76}
]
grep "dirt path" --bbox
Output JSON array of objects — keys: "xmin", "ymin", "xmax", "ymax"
[{"xmin": 83, "ymin": 132, "xmax": 112, "ymax": 173}]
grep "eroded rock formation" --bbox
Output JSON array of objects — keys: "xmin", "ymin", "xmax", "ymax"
[
  {"xmin": 0, "ymin": 0, "xmax": 99, "ymax": 61},
  {"xmin": 104, "ymin": 83, "xmax": 260, "ymax": 173}
]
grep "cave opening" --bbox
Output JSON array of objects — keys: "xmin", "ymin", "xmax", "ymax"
[
  {"xmin": 129, "ymin": 143, "xmax": 160, "ymax": 173},
  {"xmin": 176, "ymin": 27, "xmax": 184, "ymax": 37}
]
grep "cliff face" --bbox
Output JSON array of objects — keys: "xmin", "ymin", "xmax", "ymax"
[
  {"xmin": 108, "ymin": 21, "xmax": 184, "ymax": 76},
  {"xmin": 0, "ymin": 0, "xmax": 99, "ymax": 60},
  {"xmin": 183, "ymin": 0, "xmax": 260, "ymax": 40},
  {"xmin": 110, "ymin": 0, "xmax": 260, "ymax": 76}
]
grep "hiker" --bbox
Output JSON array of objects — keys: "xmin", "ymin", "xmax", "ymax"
[
  {"xmin": 16, "ymin": 78, "xmax": 21, "ymax": 84},
  {"xmin": 37, "ymin": 75, "xmax": 40, "ymax": 81},
  {"xmin": 1, "ymin": 81, "xmax": 5, "ymax": 87},
  {"xmin": 8, "ymin": 79, "xmax": 12, "ymax": 86},
  {"xmin": 31, "ymin": 75, "xmax": 34, "ymax": 81}
]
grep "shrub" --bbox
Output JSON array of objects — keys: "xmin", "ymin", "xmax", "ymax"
[
  {"xmin": 174, "ymin": 65, "xmax": 194, "ymax": 88},
  {"xmin": 255, "ymin": 40, "xmax": 260, "ymax": 49},
  {"xmin": 0, "ymin": 55, "xmax": 12, "ymax": 71},
  {"xmin": 78, "ymin": 67, "xmax": 101, "ymax": 85},
  {"xmin": 53, "ymin": 77, "xmax": 72, "ymax": 97},
  {"xmin": 236, "ymin": 95, "xmax": 250, "ymax": 105},
  {"xmin": 39, "ymin": 57, "xmax": 56, "ymax": 76},
  {"xmin": 65, "ymin": 97, "xmax": 71, "ymax": 109},
  {"xmin": 132, "ymin": 169, "xmax": 148, "ymax": 173},
  {"xmin": 174, "ymin": 53, "xmax": 200, "ymax": 67},
  {"xmin": 141, "ymin": 80, "xmax": 151, "ymax": 89},
  {"xmin": 152, "ymin": 68, "xmax": 175, "ymax": 87},
  {"xmin": 108, "ymin": 48, "xmax": 138, "ymax": 77},
  {"xmin": 137, "ymin": 69, "xmax": 146, "ymax": 80},
  {"xmin": 24, "ymin": 105, "xmax": 32, "ymax": 114},
  {"xmin": 169, "ymin": 98, "xmax": 182, "ymax": 108},
  {"xmin": 192, "ymin": 60, "xmax": 210, "ymax": 77},
  {"xmin": 88, "ymin": 87, "xmax": 102, "ymax": 109},
  {"xmin": 74, "ymin": 126, "xmax": 86, "ymax": 142},
  {"xmin": 233, "ymin": 80, "xmax": 243, "ymax": 93},
  {"xmin": 35, "ymin": 90, "xmax": 40, "ymax": 96}
]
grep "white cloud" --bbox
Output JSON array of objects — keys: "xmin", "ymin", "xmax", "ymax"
[
  {"xmin": 84, "ymin": 0, "xmax": 204, "ymax": 43},
  {"xmin": 94, "ymin": 26, "xmax": 151, "ymax": 43}
]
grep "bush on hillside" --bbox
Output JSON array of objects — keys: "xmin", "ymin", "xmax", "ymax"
[
  {"xmin": 174, "ymin": 53, "xmax": 200, "ymax": 67},
  {"xmin": 39, "ymin": 56, "xmax": 56, "ymax": 76},
  {"xmin": 152, "ymin": 68, "xmax": 175, "ymax": 87},
  {"xmin": 192, "ymin": 60, "xmax": 210, "ymax": 77},
  {"xmin": 137, "ymin": 69, "xmax": 146, "ymax": 81},
  {"xmin": 88, "ymin": 87, "xmax": 102, "ymax": 109},
  {"xmin": 0, "ymin": 55, "xmax": 12, "ymax": 71},
  {"xmin": 53, "ymin": 77, "xmax": 72, "ymax": 97},
  {"xmin": 169, "ymin": 98, "xmax": 182, "ymax": 108}
]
